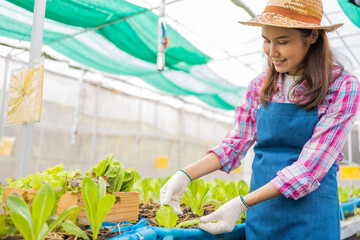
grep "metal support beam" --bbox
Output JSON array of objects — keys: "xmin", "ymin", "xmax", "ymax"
[
  {"xmin": 70, "ymin": 70, "xmax": 85, "ymax": 146},
  {"xmin": 91, "ymin": 82, "xmax": 100, "ymax": 164},
  {"xmin": 17, "ymin": 0, "xmax": 47, "ymax": 178},
  {"xmin": 0, "ymin": 55, "xmax": 10, "ymax": 139}
]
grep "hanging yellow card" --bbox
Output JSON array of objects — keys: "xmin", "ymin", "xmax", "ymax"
[
  {"xmin": 0, "ymin": 137, "xmax": 15, "ymax": 156},
  {"xmin": 6, "ymin": 58, "xmax": 44, "ymax": 125},
  {"xmin": 155, "ymin": 156, "xmax": 169, "ymax": 169},
  {"xmin": 340, "ymin": 166, "xmax": 360, "ymax": 179}
]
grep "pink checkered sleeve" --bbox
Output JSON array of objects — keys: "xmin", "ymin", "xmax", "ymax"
[
  {"xmin": 271, "ymin": 74, "xmax": 360, "ymax": 200},
  {"xmin": 209, "ymin": 74, "xmax": 264, "ymax": 173}
]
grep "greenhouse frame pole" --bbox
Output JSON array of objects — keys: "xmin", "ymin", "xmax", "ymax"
[
  {"xmin": 91, "ymin": 82, "xmax": 100, "ymax": 164},
  {"xmin": 135, "ymin": 88, "xmax": 143, "ymax": 153},
  {"xmin": 70, "ymin": 70, "xmax": 85, "ymax": 146},
  {"xmin": 17, "ymin": 0, "xmax": 47, "ymax": 178},
  {"xmin": 0, "ymin": 55, "xmax": 10, "ymax": 139}
]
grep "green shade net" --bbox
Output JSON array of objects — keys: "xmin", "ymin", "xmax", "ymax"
[
  {"xmin": 6, "ymin": 0, "xmax": 211, "ymax": 72},
  {"xmin": 0, "ymin": 0, "xmax": 245, "ymax": 109},
  {"xmin": 338, "ymin": 0, "xmax": 360, "ymax": 28}
]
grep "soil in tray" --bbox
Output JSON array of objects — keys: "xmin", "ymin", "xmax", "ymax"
[{"xmin": 139, "ymin": 201, "xmax": 217, "ymax": 228}]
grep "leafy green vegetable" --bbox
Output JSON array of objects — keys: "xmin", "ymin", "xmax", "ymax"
[
  {"xmin": 212, "ymin": 179, "xmax": 249, "ymax": 203},
  {"xmin": 149, "ymin": 177, "xmax": 170, "ymax": 203},
  {"xmin": 5, "ymin": 164, "xmax": 81, "ymax": 191},
  {"xmin": 156, "ymin": 205, "xmax": 178, "ymax": 228},
  {"xmin": 6, "ymin": 184, "xmax": 78, "ymax": 240},
  {"xmin": 134, "ymin": 177, "xmax": 153, "ymax": 203},
  {"xmin": 120, "ymin": 168, "xmax": 136, "ymax": 192},
  {"xmin": 87, "ymin": 154, "xmax": 125, "ymax": 192},
  {"xmin": 81, "ymin": 176, "xmax": 116, "ymax": 239},
  {"xmin": 182, "ymin": 179, "xmax": 221, "ymax": 216},
  {"xmin": 339, "ymin": 187, "xmax": 350, "ymax": 203},
  {"xmin": 175, "ymin": 219, "xmax": 201, "ymax": 228},
  {"xmin": 133, "ymin": 176, "xmax": 170, "ymax": 203},
  {"xmin": 0, "ymin": 185, "xmax": 3, "ymax": 204},
  {"xmin": 354, "ymin": 187, "xmax": 360, "ymax": 197},
  {"xmin": 0, "ymin": 212, "xmax": 17, "ymax": 238},
  {"xmin": 62, "ymin": 220, "xmax": 89, "ymax": 240}
]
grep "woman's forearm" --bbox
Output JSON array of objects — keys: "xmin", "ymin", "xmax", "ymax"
[
  {"xmin": 182, "ymin": 152, "xmax": 222, "ymax": 180},
  {"xmin": 243, "ymin": 182, "xmax": 282, "ymax": 207}
]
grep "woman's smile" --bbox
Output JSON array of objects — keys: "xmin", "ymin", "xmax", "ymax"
[{"xmin": 272, "ymin": 59, "xmax": 286, "ymax": 66}]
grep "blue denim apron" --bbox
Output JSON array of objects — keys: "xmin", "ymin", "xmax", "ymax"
[{"xmin": 246, "ymin": 102, "xmax": 340, "ymax": 240}]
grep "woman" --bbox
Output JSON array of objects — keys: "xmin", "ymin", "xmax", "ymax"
[{"xmin": 160, "ymin": 0, "xmax": 360, "ymax": 239}]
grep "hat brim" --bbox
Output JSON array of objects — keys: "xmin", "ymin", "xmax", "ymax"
[{"xmin": 239, "ymin": 12, "xmax": 343, "ymax": 32}]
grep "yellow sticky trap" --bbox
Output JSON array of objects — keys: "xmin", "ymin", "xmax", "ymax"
[
  {"xmin": 6, "ymin": 59, "xmax": 44, "ymax": 125},
  {"xmin": 0, "ymin": 137, "xmax": 15, "ymax": 156},
  {"xmin": 231, "ymin": 166, "xmax": 241, "ymax": 174},
  {"xmin": 155, "ymin": 156, "xmax": 168, "ymax": 169},
  {"xmin": 340, "ymin": 166, "xmax": 360, "ymax": 179}
]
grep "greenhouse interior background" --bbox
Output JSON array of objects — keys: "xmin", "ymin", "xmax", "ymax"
[
  {"xmin": 1, "ymin": 0, "xmax": 360, "ymax": 239},
  {"xmin": 0, "ymin": 0, "xmax": 359, "ymax": 185}
]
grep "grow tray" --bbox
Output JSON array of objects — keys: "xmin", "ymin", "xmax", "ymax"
[
  {"xmin": 3, "ymin": 187, "xmax": 139, "ymax": 224},
  {"xmin": 341, "ymin": 215, "xmax": 360, "ymax": 239}
]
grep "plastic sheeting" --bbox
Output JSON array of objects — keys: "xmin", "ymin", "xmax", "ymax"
[
  {"xmin": 102, "ymin": 218, "xmax": 246, "ymax": 240},
  {"xmin": 0, "ymin": 1, "xmax": 245, "ymax": 110}
]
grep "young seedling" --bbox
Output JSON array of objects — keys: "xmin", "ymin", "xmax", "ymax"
[
  {"xmin": 156, "ymin": 205, "xmax": 201, "ymax": 228},
  {"xmin": 81, "ymin": 176, "xmax": 116, "ymax": 239},
  {"xmin": 6, "ymin": 184, "xmax": 79, "ymax": 240}
]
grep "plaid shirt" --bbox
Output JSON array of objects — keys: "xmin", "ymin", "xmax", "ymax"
[{"xmin": 210, "ymin": 68, "xmax": 360, "ymax": 200}]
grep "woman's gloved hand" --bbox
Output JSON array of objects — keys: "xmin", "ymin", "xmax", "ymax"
[
  {"xmin": 199, "ymin": 196, "xmax": 249, "ymax": 234},
  {"xmin": 160, "ymin": 170, "xmax": 191, "ymax": 214}
]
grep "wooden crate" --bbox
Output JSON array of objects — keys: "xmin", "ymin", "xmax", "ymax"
[{"xmin": 3, "ymin": 187, "xmax": 139, "ymax": 223}]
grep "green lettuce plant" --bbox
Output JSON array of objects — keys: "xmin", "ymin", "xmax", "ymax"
[
  {"xmin": 81, "ymin": 176, "xmax": 116, "ymax": 239},
  {"xmin": 156, "ymin": 205, "xmax": 200, "ymax": 228},
  {"xmin": 182, "ymin": 179, "xmax": 221, "ymax": 216},
  {"xmin": 210, "ymin": 179, "xmax": 249, "ymax": 224},
  {"xmin": 156, "ymin": 205, "xmax": 178, "ymax": 228},
  {"xmin": 62, "ymin": 220, "xmax": 89, "ymax": 240},
  {"xmin": 87, "ymin": 154, "xmax": 125, "ymax": 192},
  {"xmin": 6, "ymin": 184, "xmax": 78, "ymax": 240},
  {"xmin": 354, "ymin": 187, "xmax": 360, "ymax": 197},
  {"xmin": 120, "ymin": 168, "xmax": 137, "ymax": 192},
  {"xmin": 134, "ymin": 177, "xmax": 153, "ymax": 203},
  {"xmin": 0, "ymin": 185, "xmax": 3, "ymax": 203},
  {"xmin": 0, "ymin": 212, "xmax": 17, "ymax": 238},
  {"xmin": 212, "ymin": 179, "xmax": 249, "ymax": 203},
  {"xmin": 5, "ymin": 164, "xmax": 81, "ymax": 191},
  {"xmin": 149, "ymin": 177, "xmax": 170, "ymax": 203}
]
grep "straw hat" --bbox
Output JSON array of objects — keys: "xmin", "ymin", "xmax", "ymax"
[{"xmin": 239, "ymin": 0, "xmax": 343, "ymax": 32}]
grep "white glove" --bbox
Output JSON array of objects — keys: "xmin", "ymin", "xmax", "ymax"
[
  {"xmin": 199, "ymin": 196, "xmax": 248, "ymax": 234},
  {"xmin": 160, "ymin": 171, "xmax": 191, "ymax": 214}
]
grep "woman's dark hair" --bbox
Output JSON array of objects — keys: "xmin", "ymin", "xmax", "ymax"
[{"xmin": 259, "ymin": 29, "xmax": 344, "ymax": 110}]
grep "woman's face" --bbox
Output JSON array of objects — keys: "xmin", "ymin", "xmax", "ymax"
[{"xmin": 262, "ymin": 26, "xmax": 317, "ymax": 76}]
